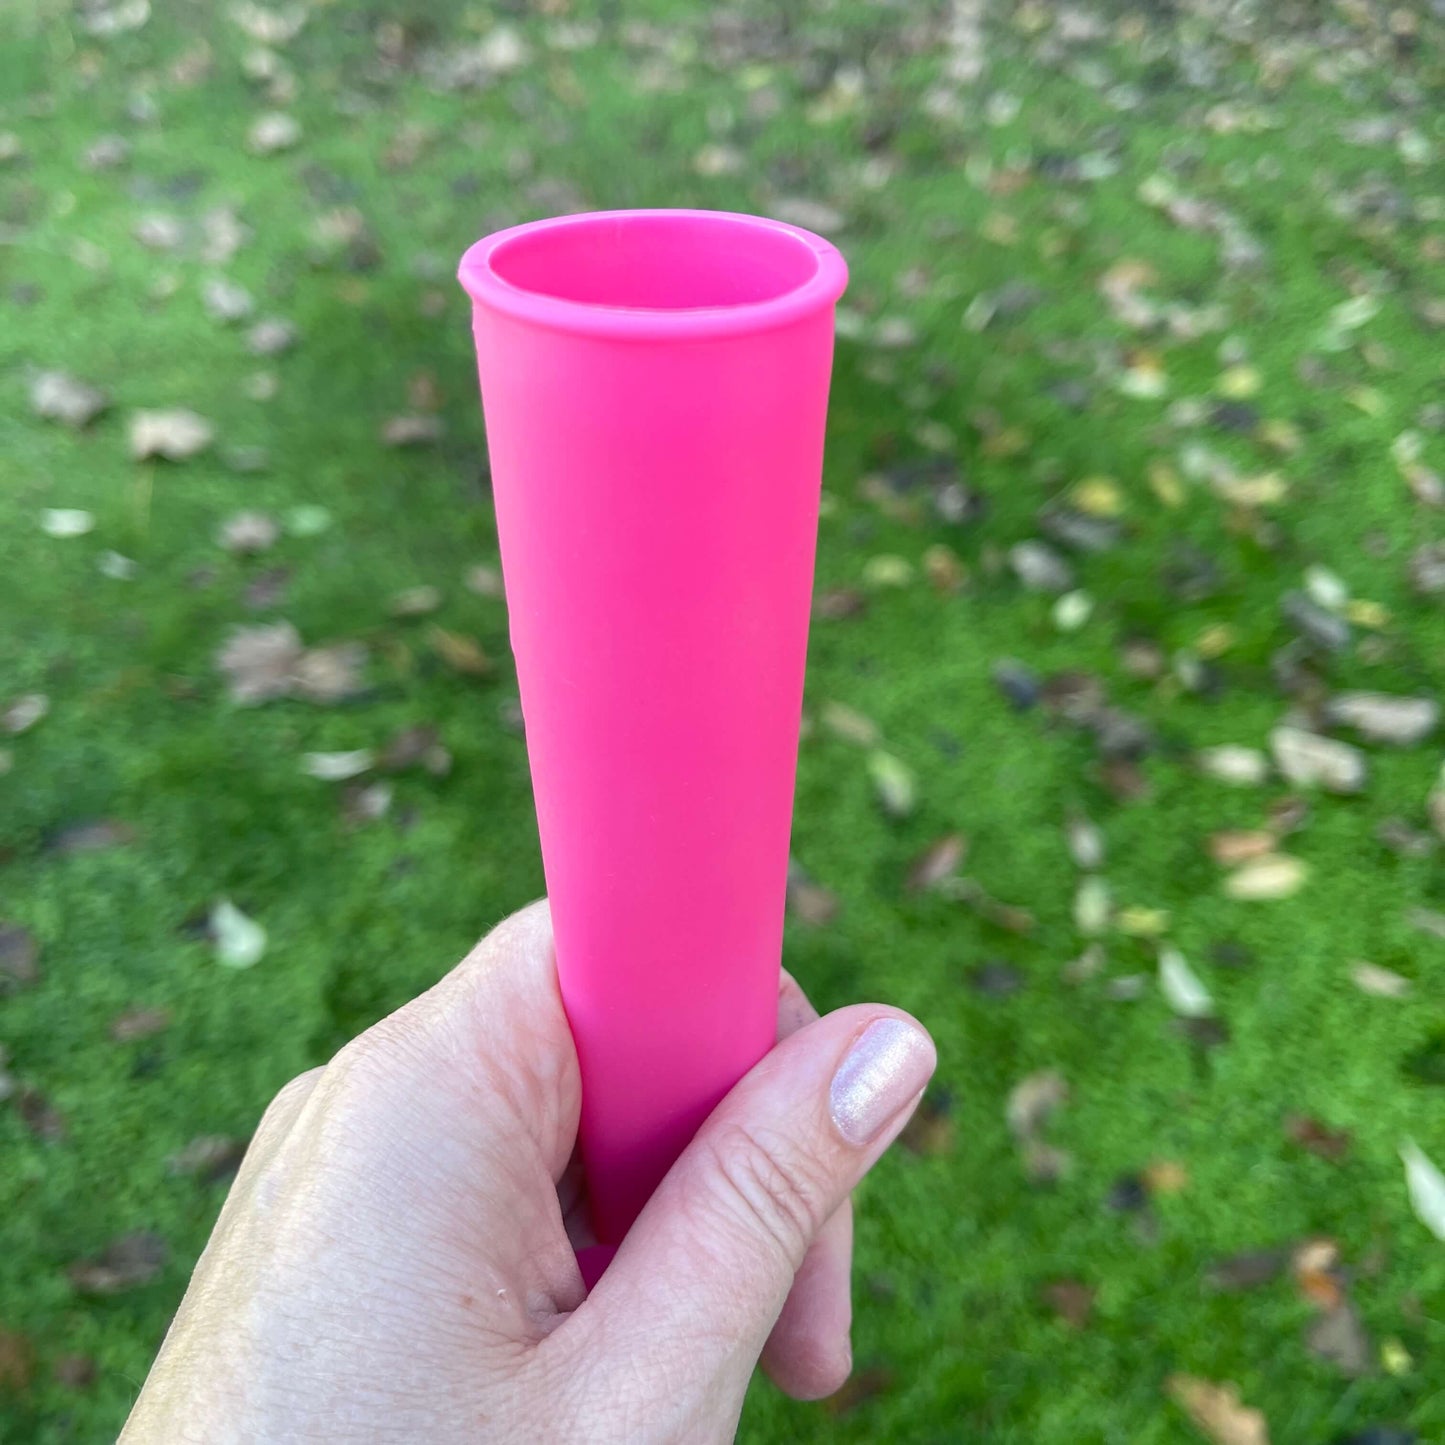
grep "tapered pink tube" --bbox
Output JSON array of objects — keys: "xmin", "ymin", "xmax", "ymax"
[{"xmin": 459, "ymin": 210, "xmax": 847, "ymax": 1246}]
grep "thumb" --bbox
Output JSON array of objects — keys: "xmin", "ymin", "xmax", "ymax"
[{"xmin": 563, "ymin": 1006, "xmax": 934, "ymax": 1434}]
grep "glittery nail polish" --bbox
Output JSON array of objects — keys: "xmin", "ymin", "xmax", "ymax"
[{"xmin": 828, "ymin": 1018, "xmax": 935, "ymax": 1146}]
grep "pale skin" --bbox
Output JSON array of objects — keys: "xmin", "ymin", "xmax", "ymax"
[{"xmin": 123, "ymin": 900, "xmax": 936, "ymax": 1443}]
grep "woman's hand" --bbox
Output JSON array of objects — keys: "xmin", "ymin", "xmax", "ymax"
[{"xmin": 122, "ymin": 900, "xmax": 935, "ymax": 1443}]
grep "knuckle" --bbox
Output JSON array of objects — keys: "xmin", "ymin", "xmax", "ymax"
[
  {"xmin": 707, "ymin": 1122, "xmax": 830, "ymax": 1271},
  {"xmin": 323, "ymin": 1015, "xmax": 420, "ymax": 1097},
  {"xmin": 256, "ymin": 1067, "xmax": 322, "ymax": 1136}
]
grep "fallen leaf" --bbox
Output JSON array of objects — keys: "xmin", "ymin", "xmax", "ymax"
[
  {"xmin": 108, "ymin": 1006, "xmax": 172, "ymax": 1043},
  {"xmin": 3, "ymin": 694, "xmax": 48, "ymax": 734},
  {"xmin": 129, "ymin": 409, "xmax": 214, "ymax": 461},
  {"xmin": 1287, "ymin": 1115, "xmax": 1353, "ymax": 1162},
  {"xmin": 340, "ymin": 781, "xmax": 392, "ymax": 826},
  {"xmin": 230, "ymin": 0, "xmax": 306, "ymax": 44},
  {"xmin": 1406, "ymin": 908, "xmax": 1445, "ymax": 940},
  {"xmin": 1351, "ymin": 962, "xmax": 1411, "ymax": 998},
  {"xmin": 1222, "ymin": 855, "xmax": 1309, "ymax": 901},
  {"xmin": 1401, "ymin": 1140, "xmax": 1445, "ymax": 1240},
  {"xmin": 1073, "ymin": 876, "xmax": 1111, "ymax": 936},
  {"xmin": 389, "ymin": 585, "xmax": 442, "ymax": 618},
  {"xmin": 970, "ymin": 960, "xmax": 1024, "ymax": 997},
  {"xmin": 201, "ymin": 275, "xmax": 254, "ymax": 323},
  {"xmin": 166, "ymin": 1135, "xmax": 246, "ymax": 1180},
  {"xmin": 1206, "ymin": 1248, "xmax": 1288, "ymax": 1292},
  {"xmin": 814, "ymin": 587, "xmax": 867, "ymax": 620},
  {"xmin": 0, "ymin": 1328, "xmax": 35, "ymax": 1392},
  {"xmin": 1065, "ymin": 814, "xmax": 1105, "ymax": 870},
  {"xmin": 218, "ymin": 511, "xmax": 278, "ymax": 554},
  {"xmin": 464, "ymin": 564, "xmax": 504, "ymax": 598},
  {"xmin": 1208, "ymin": 831, "xmax": 1276, "ymax": 866},
  {"xmin": 1325, "ymin": 692, "xmax": 1439, "ymax": 746},
  {"xmin": 1042, "ymin": 1279, "xmax": 1095, "ymax": 1327},
  {"xmin": 821, "ymin": 1364, "xmax": 893, "ymax": 1417},
  {"xmin": 52, "ymin": 1354, "xmax": 98, "ymax": 1390},
  {"xmin": 820, "ymin": 700, "xmax": 880, "ymax": 747},
  {"xmin": 284, "ymin": 504, "xmax": 331, "ymax": 536},
  {"xmin": 922, "ymin": 543, "xmax": 967, "ymax": 592},
  {"xmin": 1160, "ymin": 947, "xmax": 1214, "ymax": 1018},
  {"xmin": 381, "ymin": 414, "xmax": 444, "ymax": 447},
  {"xmin": 30, "ymin": 371, "xmax": 109, "ymax": 427},
  {"xmin": 427, "ymin": 626, "xmax": 491, "ymax": 677},
  {"xmin": 67, "ymin": 1231, "xmax": 168, "ymax": 1294},
  {"xmin": 1166, "ymin": 1374, "xmax": 1269, "ymax": 1445},
  {"xmin": 301, "ymin": 750, "xmax": 372, "ymax": 781},
  {"xmin": 867, "ymin": 751, "xmax": 915, "ymax": 818},
  {"xmin": 292, "ymin": 643, "xmax": 368, "ymax": 703},
  {"xmin": 1009, "ymin": 539, "xmax": 1075, "ymax": 593},
  {"xmin": 248, "ymin": 111, "xmax": 301, "ymax": 154},
  {"xmin": 0, "ymin": 924, "xmax": 40, "ymax": 993},
  {"xmin": 1269, "ymin": 726, "xmax": 1367, "ymax": 794},
  {"xmin": 48, "ymin": 818, "xmax": 136, "ymax": 854},
  {"xmin": 1006, "ymin": 1069, "xmax": 1068, "ymax": 1139},
  {"xmin": 904, "ymin": 833, "xmax": 967, "ymax": 892},
  {"xmin": 1145, "ymin": 1159, "xmax": 1190, "ymax": 1194},
  {"xmin": 899, "ymin": 1091, "xmax": 954, "ymax": 1155},
  {"xmin": 246, "ymin": 317, "xmax": 297, "ymax": 355},
  {"xmin": 786, "ymin": 859, "xmax": 839, "ymax": 927},
  {"xmin": 1308, "ymin": 1305, "xmax": 1370, "ymax": 1377},
  {"xmin": 39, "ymin": 508, "xmax": 93, "ymax": 542},
  {"xmin": 18, "ymin": 1087, "xmax": 67, "ymax": 1142},
  {"xmin": 1197, "ymin": 745, "xmax": 1269, "ymax": 786},
  {"xmin": 211, "ymin": 899, "xmax": 266, "ymax": 968},
  {"xmin": 216, "ymin": 622, "xmax": 303, "ymax": 703}
]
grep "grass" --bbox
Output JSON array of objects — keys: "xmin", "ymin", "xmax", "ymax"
[{"xmin": 3, "ymin": 1, "xmax": 1445, "ymax": 1440}]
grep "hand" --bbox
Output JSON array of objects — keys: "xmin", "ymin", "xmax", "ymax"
[{"xmin": 122, "ymin": 900, "xmax": 935, "ymax": 1443}]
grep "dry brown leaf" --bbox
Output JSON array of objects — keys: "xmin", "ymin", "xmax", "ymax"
[
  {"xmin": 899, "ymin": 1095, "xmax": 954, "ymax": 1156},
  {"xmin": 904, "ymin": 833, "xmax": 968, "ymax": 892},
  {"xmin": 67, "ymin": 1231, "xmax": 168, "ymax": 1294},
  {"xmin": 1292, "ymin": 1238, "xmax": 1344, "ymax": 1311},
  {"xmin": 0, "ymin": 923, "xmax": 40, "ymax": 993},
  {"xmin": 1166, "ymin": 1374, "xmax": 1269, "ymax": 1445},
  {"xmin": 1042, "ymin": 1279, "xmax": 1095, "ymax": 1328},
  {"xmin": 427, "ymin": 626, "xmax": 491, "ymax": 677},
  {"xmin": 1145, "ymin": 1160, "xmax": 1190, "ymax": 1195},
  {"xmin": 17, "ymin": 1087, "xmax": 66, "ymax": 1142},
  {"xmin": 786, "ymin": 860, "xmax": 839, "ymax": 927},
  {"xmin": 1006, "ymin": 1069, "xmax": 1068, "ymax": 1139},
  {"xmin": 0, "ymin": 1328, "xmax": 35, "ymax": 1392},
  {"xmin": 48, "ymin": 818, "xmax": 137, "ymax": 855},
  {"xmin": 166, "ymin": 1135, "xmax": 246, "ymax": 1181},
  {"xmin": 1207, "ymin": 831, "xmax": 1275, "ymax": 866},
  {"xmin": 381, "ymin": 413, "xmax": 444, "ymax": 447},
  {"xmin": 108, "ymin": 1006, "xmax": 172, "ymax": 1043},
  {"xmin": 1285, "ymin": 1114, "xmax": 1352, "ymax": 1162}
]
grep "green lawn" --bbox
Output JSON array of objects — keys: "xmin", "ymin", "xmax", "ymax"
[{"xmin": 4, "ymin": 2, "xmax": 1445, "ymax": 1440}]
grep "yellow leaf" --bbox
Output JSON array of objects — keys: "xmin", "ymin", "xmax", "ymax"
[
  {"xmin": 1216, "ymin": 365, "xmax": 1261, "ymax": 399},
  {"xmin": 1148, "ymin": 460, "xmax": 1185, "ymax": 508},
  {"xmin": 1117, "ymin": 906, "xmax": 1170, "ymax": 937},
  {"xmin": 1196, "ymin": 624, "xmax": 1235, "ymax": 658},
  {"xmin": 1345, "ymin": 598, "xmax": 1390, "ymax": 629},
  {"xmin": 1072, "ymin": 476, "xmax": 1124, "ymax": 517}
]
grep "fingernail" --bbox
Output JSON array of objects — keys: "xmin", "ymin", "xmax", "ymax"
[{"xmin": 829, "ymin": 1018, "xmax": 935, "ymax": 1147}]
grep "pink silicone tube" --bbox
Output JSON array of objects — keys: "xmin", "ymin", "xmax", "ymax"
[{"xmin": 459, "ymin": 209, "xmax": 847, "ymax": 1248}]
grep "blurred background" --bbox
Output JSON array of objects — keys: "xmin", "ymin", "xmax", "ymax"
[{"xmin": 4, "ymin": 1, "xmax": 1445, "ymax": 1440}]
